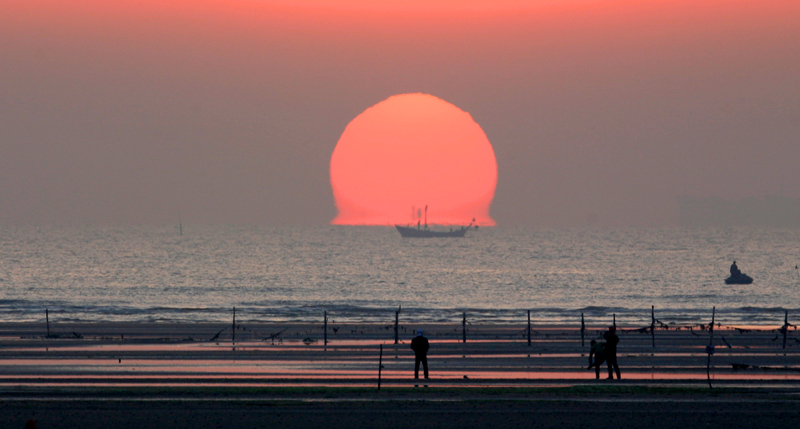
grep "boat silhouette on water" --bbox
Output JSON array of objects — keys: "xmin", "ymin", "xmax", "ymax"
[
  {"xmin": 725, "ymin": 273, "xmax": 753, "ymax": 285},
  {"xmin": 395, "ymin": 205, "xmax": 475, "ymax": 238},
  {"xmin": 725, "ymin": 261, "xmax": 753, "ymax": 284},
  {"xmin": 395, "ymin": 223, "xmax": 472, "ymax": 238}
]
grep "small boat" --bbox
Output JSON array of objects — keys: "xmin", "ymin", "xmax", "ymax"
[
  {"xmin": 395, "ymin": 224, "xmax": 471, "ymax": 238},
  {"xmin": 395, "ymin": 205, "xmax": 474, "ymax": 238},
  {"xmin": 725, "ymin": 273, "xmax": 753, "ymax": 285}
]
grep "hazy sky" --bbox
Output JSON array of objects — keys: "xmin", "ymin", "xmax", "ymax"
[{"xmin": 2, "ymin": 0, "xmax": 798, "ymax": 226}]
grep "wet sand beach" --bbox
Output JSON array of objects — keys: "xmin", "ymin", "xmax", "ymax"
[{"xmin": 1, "ymin": 321, "xmax": 799, "ymax": 428}]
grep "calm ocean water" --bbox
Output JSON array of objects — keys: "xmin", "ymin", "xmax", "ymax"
[{"xmin": 1, "ymin": 225, "xmax": 798, "ymax": 326}]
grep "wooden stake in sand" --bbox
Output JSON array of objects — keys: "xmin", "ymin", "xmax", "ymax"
[
  {"xmin": 378, "ymin": 344, "xmax": 383, "ymax": 391},
  {"xmin": 324, "ymin": 311, "xmax": 328, "ymax": 347},
  {"xmin": 462, "ymin": 312, "xmax": 467, "ymax": 343},
  {"xmin": 46, "ymin": 309, "xmax": 50, "ymax": 338},
  {"xmin": 527, "ymin": 310, "xmax": 531, "ymax": 347},
  {"xmin": 580, "ymin": 313, "xmax": 585, "ymax": 348},
  {"xmin": 394, "ymin": 307, "xmax": 400, "ymax": 345},
  {"xmin": 782, "ymin": 311, "xmax": 789, "ymax": 350},
  {"xmin": 706, "ymin": 306, "xmax": 716, "ymax": 389},
  {"xmin": 651, "ymin": 306, "xmax": 656, "ymax": 348},
  {"xmin": 232, "ymin": 307, "xmax": 236, "ymax": 343}
]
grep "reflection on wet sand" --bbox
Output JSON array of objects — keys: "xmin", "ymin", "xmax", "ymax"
[{"xmin": 1, "ymin": 322, "xmax": 798, "ymax": 389}]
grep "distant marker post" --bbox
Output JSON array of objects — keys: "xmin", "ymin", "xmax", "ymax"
[
  {"xmin": 527, "ymin": 310, "xmax": 531, "ymax": 347},
  {"xmin": 706, "ymin": 306, "xmax": 716, "ymax": 389},
  {"xmin": 580, "ymin": 313, "xmax": 585, "ymax": 348},
  {"xmin": 378, "ymin": 344, "xmax": 383, "ymax": 391},
  {"xmin": 783, "ymin": 311, "xmax": 789, "ymax": 350},
  {"xmin": 462, "ymin": 312, "xmax": 467, "ymax": 343},
  {"xmin": 394, "ymin": 307, "xmax": 400, "ymax": 345},
  {"xmin": 651, "ymin": 306, "xmax": 656, "ymax": 348}
]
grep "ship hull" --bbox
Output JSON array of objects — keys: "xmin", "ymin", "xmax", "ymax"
[
  {"xmin": 395, "ymin": 225, "xmax": 469, "ymax": 238},
  {"xmin": 724, "ymin": 274, "xmax": 753, "ymax": 285}
]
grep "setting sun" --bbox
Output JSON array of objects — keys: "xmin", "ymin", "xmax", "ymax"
[{"xmin": 330, "ymin": 93, "xmax": 497, "ymax": 226}]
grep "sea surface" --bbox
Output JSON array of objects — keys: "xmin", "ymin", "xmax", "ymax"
[{"xmin": 1, "ymin": 225, "xmax": 799, "ymax": 327}]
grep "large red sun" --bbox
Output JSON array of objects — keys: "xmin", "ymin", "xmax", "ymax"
[{"xmin": 330, "ymin": 93, "xmax": 497, "ymax": 226}]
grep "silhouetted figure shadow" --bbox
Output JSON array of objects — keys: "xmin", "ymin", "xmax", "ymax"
[
  {"xmin": 411, "ymin": 329, "xmax": 429, "ymax": 384},
  {"xmin": 604, "ymin": 326, "xmax": 621, "ymax": 379}
]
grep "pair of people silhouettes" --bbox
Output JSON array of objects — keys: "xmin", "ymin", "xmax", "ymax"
[{"xmin": 588, "ymin": 326, "xmax": 621, "ymax": 379}]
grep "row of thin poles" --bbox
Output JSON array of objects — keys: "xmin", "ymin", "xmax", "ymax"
[
  {"xmin": 39, "ymin": 305, "xmax": 794, "ymax": 392},
  {"xmin": 327, "ymin": 306, "xmax": 793, "ymax": 349},
  {"xmin": 41, "ymin": 306, "xmax": 795, "ymax": 349}
]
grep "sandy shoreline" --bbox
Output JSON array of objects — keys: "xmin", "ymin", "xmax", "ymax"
[
  {"xmin": 1, "ymin": 321, "xmax": 798, "ymax": 386},
  {"xmin": 2, "ymin": 321, "xmax": 799, "ymax": 427}
]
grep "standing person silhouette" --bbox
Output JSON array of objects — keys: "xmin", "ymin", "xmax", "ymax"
[
  {"xmin": 411, "ymin": 329, "xmax": 429, "ymax": 380},
  {"xmin": 603, "ymin": 326, "xmax": 621, "ymax": 379}
]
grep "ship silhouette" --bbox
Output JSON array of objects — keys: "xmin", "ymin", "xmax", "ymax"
[{"xmin": 395, "ymin": 205, "xmax": 475, "ymax": 238}]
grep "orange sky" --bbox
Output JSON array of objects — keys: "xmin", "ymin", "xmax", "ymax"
[{"xmin": 1, "ymin": 0, "xmax": 798, "ymax": 225}]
